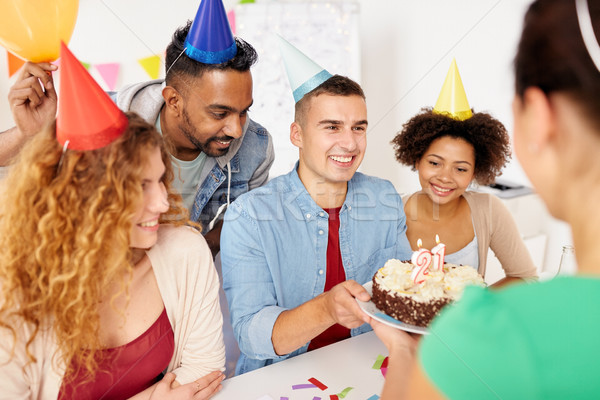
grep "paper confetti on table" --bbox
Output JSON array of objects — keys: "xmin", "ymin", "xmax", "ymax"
[
  {"xmin": 380, "ymin": 356, "xmax": 389, "ymax": 378},
  {"xmin": 337, "ymin": 387, "xmax": 354, "ymax": 398},
  {"xmin": 329, "ymin": 395, "xmax": 339, "ymax": 400},
  {"xmin": 280, "ymin": 397, "xmax": 288, "ymax": 400},
  {"xmin": 312, "ymin": 397, "xmax": 321, "ymax": 400},
  {"xmin": 308, "ymin": 377, "xmax": 328, "ymax": 390},
  {"xmin": 372, "ymin": 354, "xmax": 385, "ymax": 370},
  {"xmin": 367, "ymin": 396, "xmax": 380, "ymax": 400},
  {"xmin": 292, "ymin": 383, "xmax": 317, "ymax": 390}
]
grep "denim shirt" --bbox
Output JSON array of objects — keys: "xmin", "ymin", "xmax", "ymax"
[
  {"xmin": 191, "ymin": 119, "xmax": 274, "ymax": 228},
  {"xmin": 112, "ymin": 80, "xmax": 275, "ymax": 229},
  {"xmin": 221, "ymin": 166, "xmax": 413, "ymax": 374}
]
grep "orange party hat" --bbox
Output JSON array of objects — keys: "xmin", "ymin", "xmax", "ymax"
[{"xmin": 56, "ymin": 42, "xmax": 127, "ymax": 151}]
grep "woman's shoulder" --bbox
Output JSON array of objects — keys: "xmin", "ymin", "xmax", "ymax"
[
  {"xmin": 155, "ymin": 224, "xmax": 205, "ymax": 247},
  {"xmin": 150, "ymin": 224, "xmax": 210, "ymax": 271}
]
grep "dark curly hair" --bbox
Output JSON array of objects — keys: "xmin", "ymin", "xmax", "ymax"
[
  {"xmin": 391, "ymin": 108, "xmax": 511, "ymax": 185},
  {"xmin": 165, "ymin": 20, "xmax": 258, "ymax": 88}
]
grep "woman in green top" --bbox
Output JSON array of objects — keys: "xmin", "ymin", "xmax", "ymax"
[{"xmin": 368, "ymin": 0, "xmax": 600, "ymax": 398}]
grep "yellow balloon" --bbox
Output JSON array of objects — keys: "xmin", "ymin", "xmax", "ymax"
[{"xmin": 0, "ymin": 0, "xmax": 79, "ymax": 62}]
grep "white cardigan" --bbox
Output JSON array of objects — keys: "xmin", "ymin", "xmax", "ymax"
[{"xmin": 0, "ymin": 225, "xmax": 225, "ymax": 399}]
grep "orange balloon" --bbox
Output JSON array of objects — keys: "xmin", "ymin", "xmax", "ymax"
[{"xmin": 0, "ymin": 0, "xmax": 79, "ymax": 62}]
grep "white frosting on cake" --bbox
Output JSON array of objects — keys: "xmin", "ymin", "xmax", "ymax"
[{"xmin": 374, "ymin": 259, "xmax": 485, "ymax": 302}]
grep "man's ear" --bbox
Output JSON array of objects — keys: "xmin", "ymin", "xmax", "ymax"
[
  {"xmin": 290, "ymin": 121, "xmax": 303, "ymax": 148},
  {"xmin": 162, "ymin": 86, "xmax": 183, "ymax": 117}
]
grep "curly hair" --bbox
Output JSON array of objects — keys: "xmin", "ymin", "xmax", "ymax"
[
  {"xmin": 0, "ymin": 112, "xmax": 189, "ymax": 382},
  {"xmin": 391, "ymin": 108, "xmax": 511, "ymax": 185}
]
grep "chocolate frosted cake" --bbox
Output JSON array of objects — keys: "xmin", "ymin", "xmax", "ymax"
[{"xmin": 371, "ymin": 259, "xmax": 485, "ymax": 327}]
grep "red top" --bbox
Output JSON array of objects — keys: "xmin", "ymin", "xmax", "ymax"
[
  {"xmin": 58, "ymin": 307, "xmax": 174, "ymax": 400},
  {"xmin": 308, "ymin": 207, "xmax": 351, "ymax": 351}
]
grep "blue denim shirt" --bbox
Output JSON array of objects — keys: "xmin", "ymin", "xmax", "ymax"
[
  {"xmin": 221, "ymin": 166, "xmax": 413, "ymax": 374},
  {"xmin": 112, "ymin": 81, "xmax": 275, "ymax": 228},
  {"xmin": 191, "ymin": 119, "xmax": 274, "ymax": 228}
]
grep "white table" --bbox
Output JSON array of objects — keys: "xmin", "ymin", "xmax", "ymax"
[{"xmin": 213, "ymin": 331, "xmax": 388, "ymax": 400}]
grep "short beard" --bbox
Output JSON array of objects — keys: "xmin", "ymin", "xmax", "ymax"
[{"xmin": 179, "ymin": 108, "xmax": 229, "ymax": 157}]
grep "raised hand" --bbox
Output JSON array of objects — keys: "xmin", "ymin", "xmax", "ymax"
[{"xmin": 8, "ymin": 62, "xmax": 58, "ymax": 138}]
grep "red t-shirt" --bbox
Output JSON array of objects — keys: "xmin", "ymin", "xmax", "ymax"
[
  {"xmin": 308, "ymin": 207, "xmax": 351, "ymax": 351},
  {"xmin": 58, "ymin": 307, "xmax": 174, "ymax": 400}
]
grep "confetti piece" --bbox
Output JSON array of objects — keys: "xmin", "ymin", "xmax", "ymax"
[
  {"xmin": 372, "ymin": 354, "xmax": 385, "ymax": 369},
  {"xmin": 367, "ymin": 396, "xmax": 380, "ymax": 400},
  {"xmin": 337, "ymin": 387, "xmax": 354, "ymax": 399},
  {"xmin": 308, "ymin": 377, "xmax": 328, "ymax": 391},
  {"xmin": 381, "ymin": 356, "xmax": 389, "ymax": 369},
  {"xmin": 381, "ymin": 366, "xmax": 388, "ymax": 378},
  {"xmin": 292, "ymin": 383, "xmax": 317, "ymax": 390},
  {"xmin": 313, "ymin": 397, "xmax": 321, "ymax": 400},
  {"xmin": 280, "ymin": 397, "xmax": 289, "ymax": 400},
  {"xmin": 329, "ymin": 395, "xmax": 339, "ymax": 400}
]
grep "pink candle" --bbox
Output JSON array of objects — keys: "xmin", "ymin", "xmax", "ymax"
[
  {"xmin": 431, "ymin": 234, "xmax": 446, "ymax": 272},
  {"xmin": 411, "ymin": 239, "xmax": 432, "ymax": 284}
]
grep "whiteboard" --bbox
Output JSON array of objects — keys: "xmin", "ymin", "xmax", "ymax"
[{"xmin": 234, "ymin": 1, "xmax": 361, "ymax": 178}]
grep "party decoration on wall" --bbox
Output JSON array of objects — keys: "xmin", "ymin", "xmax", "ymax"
[
  {"xmin": 95, "ymin": 62, "xmax": 120, "ymax": 91},
  {"xmin": 138, "ymin": 55, "xmax": 161, "ymax": 80},
  {"xmin": 185, "ymin": 0, "xmax": 237, "ymax": 64},
  {"xmin": 57, "ymin": 42, "xmax": 127, "ymax": 151},
  {"xmin": 7, "ymin": 51, "xmax": 25, "ymax": 77},
  {"xmin": 276, "ymin": 34, "xmax": 332, "ymax": 103},
  {"xmin": 433, "ymin": 58, "xmax": 472, "ymax": 121},
  {"xmin": 227, "ymin": 9, "xmax": 237, "ymax": 35},
  {"xmin": 0, "ymin": 0, "xmax": 79, "ymax": 62}
]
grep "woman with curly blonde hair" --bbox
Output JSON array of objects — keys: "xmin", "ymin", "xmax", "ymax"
[{"xmin": 0, "ymin": 112, "xmax": 225, "ymax": 399}]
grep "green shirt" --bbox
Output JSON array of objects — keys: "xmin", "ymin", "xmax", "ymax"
[{"xmin": 420, "ymin": 277, "xmax": 600, "ymax": 399}]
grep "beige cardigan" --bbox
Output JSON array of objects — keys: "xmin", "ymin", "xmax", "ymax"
[
  {"xmin": 403, "ymin": 191, "xmax": 538, "ymax": 279},
  {"xmin": 0, "ymin": 225, "xmax": 225, "ymax": 399}
]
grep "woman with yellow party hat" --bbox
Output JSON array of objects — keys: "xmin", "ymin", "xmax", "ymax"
[{"xmin": 391, "ymin": 58, "xmax": 537, "ymax": 286}]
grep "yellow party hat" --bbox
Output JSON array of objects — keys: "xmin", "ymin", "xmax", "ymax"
[{"xmin": 433, "ymin": 59, "xmax": 472, "ymax": 121}]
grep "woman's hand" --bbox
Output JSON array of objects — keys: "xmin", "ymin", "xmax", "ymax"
[
  {"xmin": 150, "ymin": 371, "xmax": 225, "ymax": 400},
  {"xmin": 8, "ymin": 62, "xmax": 58, "ymax": 138},
  {"xmin": 370, "ymin": 318, "xmax": 418, "ymax": 357}
]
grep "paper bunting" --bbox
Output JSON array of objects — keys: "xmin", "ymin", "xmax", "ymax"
[
  {"xmin": 81, "ymin": 61, "xmax": 91, "ymax": 70},
  {"xmin": 7, "ymin": 51, "xmax": 25, "ymax": 77},
  {"xmin": 95, "ymin": 62, "xmax": 120, "ymax": 90},
  {"xmin": 138, "ymin": 55, "xmax": 161, "ymax": 80},
  {"xmin": 227, "ymin": 9, "xmax": 236, "ymax": 35}
]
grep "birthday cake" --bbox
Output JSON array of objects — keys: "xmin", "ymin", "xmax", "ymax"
[{"xmin": 371, "ymin": 259, "xmax": 485, "ymax": 327}]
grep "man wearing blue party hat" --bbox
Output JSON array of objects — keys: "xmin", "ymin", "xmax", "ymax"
[
  {"xmin": 221, "ymin": 36, "xmax": 412, "ymax": 374},
  {"xmin": 1, "ymin": 0, "xmax": 274, "ymax": 257}
]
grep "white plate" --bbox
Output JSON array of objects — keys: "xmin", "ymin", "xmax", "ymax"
[{"xmin": 357, "ymin": 281, "xmax": 429, "ymax": 335}]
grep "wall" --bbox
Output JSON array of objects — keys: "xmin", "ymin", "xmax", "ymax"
[{"xmin": 0, "ymin": 0, "xmax": 573, "ymax": 271}]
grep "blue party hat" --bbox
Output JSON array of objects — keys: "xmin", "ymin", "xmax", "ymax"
[
  {"xmin": 184, "ymin": 0, "xmax": 237, "ymax": 64},
  {"xmin": 277, "ymin": 35, "xmax": 332, "ymax": 103}
]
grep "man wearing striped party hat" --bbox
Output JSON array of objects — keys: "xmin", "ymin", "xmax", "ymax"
[{"xmin": 221, "ymin": 36, "xmax": 412, "ymax": 374}]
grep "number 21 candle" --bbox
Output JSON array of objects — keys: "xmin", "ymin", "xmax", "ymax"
[
  {"xmin": 431, "ymin": 234, "xmax": 446, "ymax": 272},
  {"xmin": 411, "ymin": 239, "xmax": 432, "ymax": 284}
]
